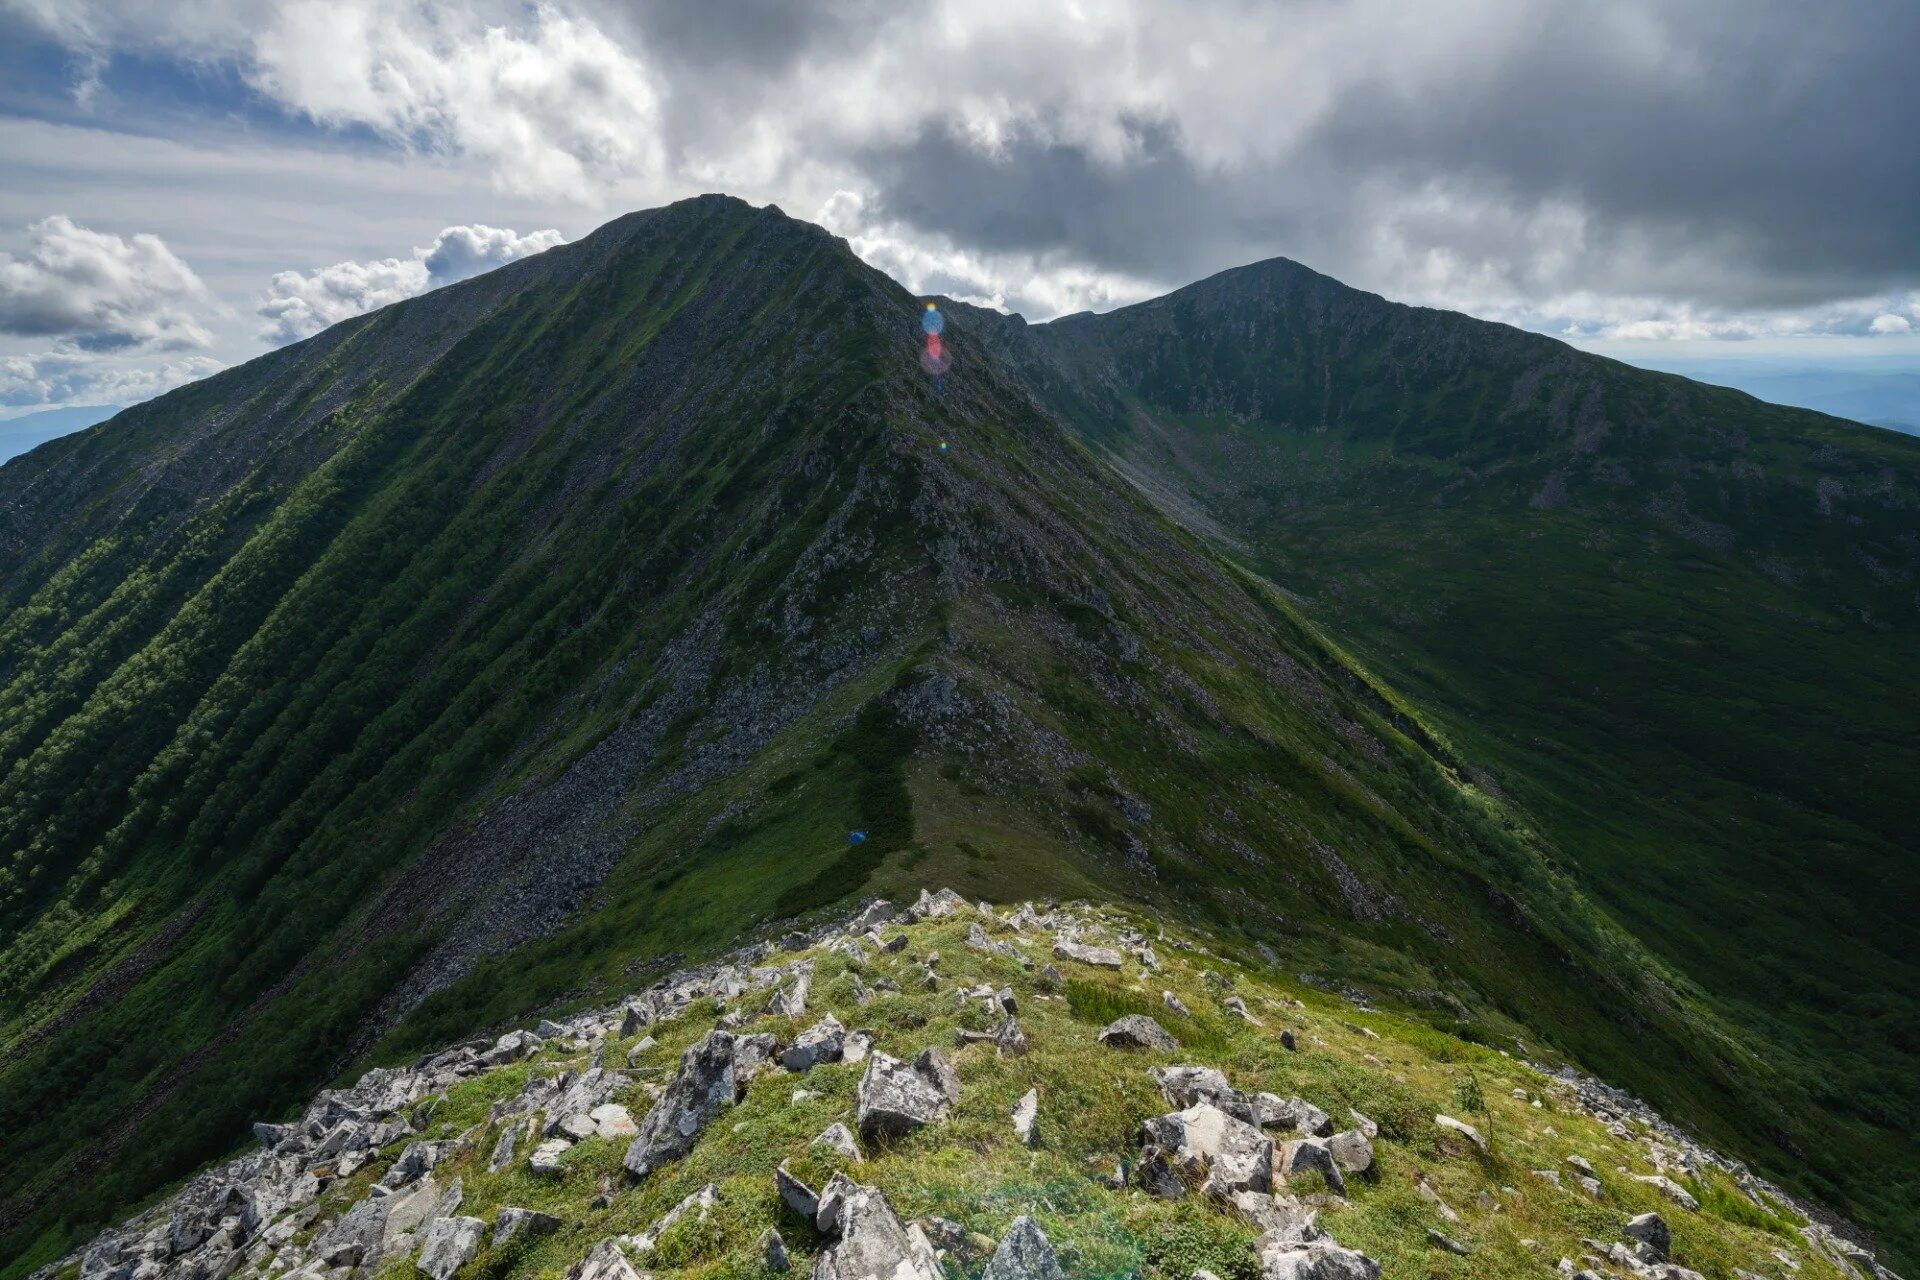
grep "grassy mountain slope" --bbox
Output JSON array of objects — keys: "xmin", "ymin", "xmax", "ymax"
[
  {"xmin": 0, "ymin": 199, "xmax": 1905, "ymax": 1276},
  {"xmin": 965, "ymin": 259, "xmax": 1920, "ymax": 1264}
]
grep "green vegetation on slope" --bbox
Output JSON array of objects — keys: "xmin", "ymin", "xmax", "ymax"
[
  {"xmin": 32, "ymin": 898, "xmax": 1869, "ymax": 1280},
  {"xmin": 983, "ymin": 260, "xmax": 1920, "ymax": 1264},
  {"xmin": 0, "ymin": 199, "xmax": 1906, "ymax": 1279}
]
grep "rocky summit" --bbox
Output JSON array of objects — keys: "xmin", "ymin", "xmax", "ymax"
[{"xmin": 42, "ymin": 894, "xmax": 1902, "ymax": 1280}]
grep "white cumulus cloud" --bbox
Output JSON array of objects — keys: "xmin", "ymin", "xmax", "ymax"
[
  {"xmin": 258, "ymin": 223, "xmax": 564, "ymax": 344},
  {"xmin": 0, "ymin": 349, "xmax": 224, "ymax": 409},
  {"xmin": 0, "ymin": 215, "xmax": 213, "ymax": 349}
]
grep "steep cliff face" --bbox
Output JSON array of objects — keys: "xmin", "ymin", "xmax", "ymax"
[{"xmin": 0, "ymin": 198, "xmax": 1911, "ymax": 1274}]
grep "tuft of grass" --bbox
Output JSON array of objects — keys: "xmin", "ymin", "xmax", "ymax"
[{"xmin": 1693, "ymin": 1170, "xmax": 1800, "ymax": 1237}]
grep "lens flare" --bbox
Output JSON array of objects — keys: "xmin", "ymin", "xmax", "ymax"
[{"xmin": 919, "ymin": 301, "xmax": 949, "ymax": 384}]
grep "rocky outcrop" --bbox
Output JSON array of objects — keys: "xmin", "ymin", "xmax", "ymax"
[
  {"xmin": 1051, "ymin": 939, "xmax": 1124, "ymax": 968},
  {"xmin": 35, "ymin": 895, "xmax": 1895, "ymax": 1280},
  {"xmin": 493, "ymin": 1208, "xmax": 562, "ymax": 1246},
  {"xmin": 980, "ymin": 1216, "xmax": 1066, "ymax": 1280},
  {"xmin": 782, "ymin": 1015, "xmax": 847, "ymax": 1073},
  {"xmin": 856, "ymin": 1050, "xmax": 956, "ymax": 1142},
  {"xmin": 624, "ymin": 1030, "xmax": 747, "ymax": 1178},
  {"xmin": 567, "ymin": 1240, "xmax": 645, "ymax": 1280},
  {"xmin": 1098, "ymin": 1015, "xmax": 1177, "ymax": 1051},
  {"xmin": 808, "ymin": 1178, "xmax": 942, "ymax": 1280},
  {"xmin": 1139, "ymin": 1103, "xmax": 1275, "ymax": 1197},
  {"xmin": 417, "ymin": 1216, "xmax": 485, "ymax": 1280}
]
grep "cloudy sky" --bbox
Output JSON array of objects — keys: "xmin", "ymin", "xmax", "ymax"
[{"xmin": 2, "ymin": 0, "xmax": 1917, "ymax": 426}]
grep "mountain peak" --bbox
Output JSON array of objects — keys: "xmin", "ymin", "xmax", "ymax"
[{"xmin": 1, "ymin": 197, "xmax": 1915, "ymax": 1277}]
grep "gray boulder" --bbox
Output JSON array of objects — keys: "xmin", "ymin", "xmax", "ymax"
[
  {"xmin": 590, "ymin": 1103, "xmax": 637, "ymax": 1139},
  {"xmin": 994, "ymin": 1017, "xmax": 1030, "ymax": 1057},
  {"xmin": 493, "ymin": 1208, "xmax": 562, "ymax": 1246},
  {"xmin": 1052, "ymin": 939, "xmax": 1124, "ymax": 968},
  {"xmin": 856, "ymin": 1052, "xmax": 953, "ymax": 1142},
  {"xmin": 913, "ymin": 888, "xmax": 969, "ymax": 918},
  {"xmin": 1279, "ymin": 1138, "xmax": 1349, "ymax": 1197},
  {"xmin": 1140, "ymin": 1103, "xmax": 1274, "ymax": 1197},
  {"xmin": 1151, "ymin": 1066, "xmax": 1253, "ymax": 1121},
  {"xmin": 1012, "ymin": 1089, "xmax": 1039, "ymax": 1147},
  {"xmin": 1328, "ymin": 1130, "xmax": 1373, "ymax": 1174},
  {"xmin": 813, "ymin": 1122, "xmax": 863, "ymax": 1161},
  {"xmin": 253, "ymin": 1122, "xmax": 294, "ymax": 1148},
  {"xmin": 848, "ymin": 900, "xmax": 895, "ymax": 934},
  {"xmin": 1256, "ymin": 1228, "xmax": 1381, "ymax": 1280},
  {"xmin": 1633, "ymin": 1176, "xmax": 1701, "ymax": 1212},
  {"xmin": 1254, "ymin": 1094, "xmax": 1333, "ymax": 1137},
  {"xmin": 1230, "ymin": 1193, "xmax": 1321, "ymax": 1237},
  {"xmin": 309, "ymin": 1196, "xmax": 391, "ymax": 1270},
  {"xmin": 764, "ymin": 1228, "xmax": 791, "ymax": 1274},
  {"xmin": 624, "ymin": 1030, "xmax": 741, "ymax": 1178},
  {"xmin": 382, "ymin": 1140, "xmax": 455, "ymax": 1188},
  {"xmin": 1433, "ymin": 1114, "xmax": 1488, "ymax": 1154},
  {"xmin": 782, "ymin": 1015, "xmax": 846, "ymax": 1073},
  {"xmin": 416, "ymin": 1217, "xmax": 484, "ymax": 1280},
  {"xmin": 1098, "ymin": 1015, "xmax": 1177, "ymax": 1051},
  {"xmin": 915, "ymin": 1047, "xmax": 962, "ymax": 1103},
  {"xmin": 566, "ymin": 1240, "xmax": 644, "ymax": 1280},
  {"xmin": 776, "ymin": 1165, "xmax": 820, "ymax": 1221},
  {"xmin": 1624, "ymin": 1212, "xmax": 1671, "ymax": 1261},
  {"xmin": 981, "ymin": 1216, "xmax": 1066, "ymax": 1280},
  {"xmin": 487, "ymin": 1125, "xmax": 521, "ymax": 1174},
  {"xmin": 810, "ymin": 1179, "xmax": 943, "ymax": 1280},
  {"xmin": 542, "ymin": 1068, "xmax": 622, "ymax": 1137},
  {"xmin": 769, "ymin": 971, "xmax": 811, "ymax": 1019},
  {"xmin": 529, "ymin": 1138, "xmax": 572, "ymax": 1175}
]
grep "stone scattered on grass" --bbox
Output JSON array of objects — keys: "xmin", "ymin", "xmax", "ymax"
[
  {"xmin": 781, "ymin": 1014, "xmax": 846, "ymax": 1073},
  {"xmin": 776, "ymin": 1164, "xmax": 819, "ymax": 1221},
  {"xmin": 1624, "ymin": 1211, "xmax": 1671, "ymax": 1261},
  {"xmin": 417, "ymin": 1217, "xmax": 485, "ymax": 1280},
  {"xmin": 1434, "ymin": 1114, "xmax": 1488, "ymax": 1154},
  {"xmin": 809, "ymin": 1178, "xmax": 943, "ymax": 1280},
  {"xmin": 1141, "ymin": 1102, "xmax": 1276, "ymax": 1197},
  {"xmin": 1098, "ymin": 1015, "xmax": 1178, "ymax": 1051},
  {"xmin": 763, "ymin": 1228, "xmax": 790, "ymax": 1274},
  {"xmin": 493, "ymin": 1207, "xmax": 562, "ymax": 1246},
  {"xmin": 1633, "ymin": 1175, "xmax": 1701, "ymax": 1212},
  {"xmin": 566, "ymin": 1239, "xmax": 644, "ymax": 1280},
  {"xmin": 1052, "ymin": 938, "xmax": 1125, "ymax": 968},
  {"xmin": 1278, "ymin": 1137, "xmax": 1348, "ymax": 1198},
  {"xmin": 624, "ymin": 1030, "xmax": 749, "ymax": 1179},
  {"xmin": 814, "ymin": 1122, "xmax": 862, "ymax": 1161},
  {"xmin": 981, "ymin": 1215, "xmax": 1067, "ymax": 1280},
  {"xmin": 857, "ymin": 1051, "xmax": 955, "ymax": 1142},
  {"xmin": 528, "ymin": 1139, "xmax": 571, "ymax": 1176},
  {"xmin": 1012, "ymin": 1089, "xmax": 1039, "ymax": 1147}
]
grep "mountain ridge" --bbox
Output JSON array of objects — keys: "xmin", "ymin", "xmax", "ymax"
[
  {"xmin": 29, "ymin": 891, "xmax": 1907, "ymax": 1280},
  {"xmin": 0, "ymin": 195, "xmax": 1912, "ymax": 1274}
]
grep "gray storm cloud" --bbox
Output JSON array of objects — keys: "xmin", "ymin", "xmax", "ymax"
[{"xmin": 5, "ymin": 0, "xmax": 1917, "ymax": 336}]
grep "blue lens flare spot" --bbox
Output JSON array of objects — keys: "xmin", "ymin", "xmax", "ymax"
[
  {"xmin": 921, "ymin": 306, "xmax": 944, "ymax": 335},
  {"xmin": 848, "ymin": 830, "xmax": 867, "ymax": 844}
]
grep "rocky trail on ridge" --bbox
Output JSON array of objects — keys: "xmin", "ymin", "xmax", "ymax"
[{"xmin": 46, "ymin": 891, "xmax": 1901, "ymax": 1280}]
